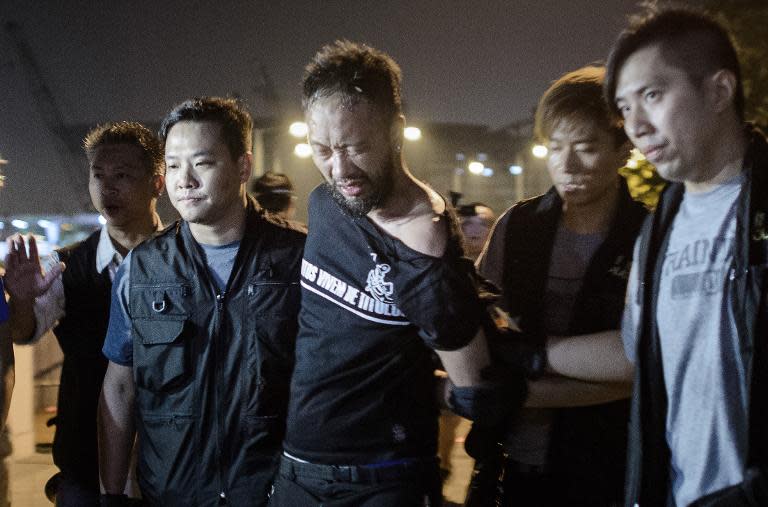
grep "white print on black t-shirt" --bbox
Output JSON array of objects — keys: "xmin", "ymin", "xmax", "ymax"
[
  {"xmin": 365, "ymin": 264, "xmax": 394, "ymax": 304},
  {"xmin": 300, "ymin": 258, "xmax": 410, "ymax": 326}
]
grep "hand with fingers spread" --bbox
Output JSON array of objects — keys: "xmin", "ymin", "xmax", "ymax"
[{"xmin": 3, "ymin": 234, "xmax": 65, "ymax": 303}]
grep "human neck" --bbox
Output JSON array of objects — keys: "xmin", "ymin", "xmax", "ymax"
[
  {"xmin": 367, "ymin": 165, "xmax": 437, "ymax": 224},
  {"xmin": 107, "ymin": 210, "xmax": 160, "ymax": 257},
  {"xmin": 684, "ymin": 127, "xmax": 748, "ymax": 194},
  {"xmin": 560, "ymin": 187, "xmax": 619, "ymax": 234},
  {"xmin": 189, "ymin": 197, "xmax": 247, "ymax": 246}
]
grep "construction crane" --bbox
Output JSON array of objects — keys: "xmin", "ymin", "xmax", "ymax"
[{"xmin": 4, "ymin": 21, "xmax": 90, "ymax": 210}]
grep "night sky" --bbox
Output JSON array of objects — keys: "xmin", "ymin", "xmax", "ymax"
[{"xmin": 1, "ymin": 0, "xmax": 653, "ymax": 215}]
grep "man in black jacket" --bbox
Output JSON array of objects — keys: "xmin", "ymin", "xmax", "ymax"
[
  {"xmin": 4, "ymin": 122, "xmax": 165, "ymax": 506},
  {"xmin": 98, "ymin": 98, "xmax": 305, "ymax": 506},
  {"xmin": 605, "ymin": 7, "xmax": 768, "ymax": 506},
  {"xmin": 468, "ymin": 65, "xmax": 645, "ymax": 506}
]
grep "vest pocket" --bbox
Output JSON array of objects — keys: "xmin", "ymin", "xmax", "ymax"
[
  {"xmin": 137, "ymin": 413, "xmax": 197, "ymax": 503},
  {"xmin": 244, "ymin": 280, "xmax": 299, "ymax": 419},
  {"xmin": 247, "ymin": 280, "xmax": 300, "ymax": 316},
  {"xmin": 134, "ymin": 318, "xmax": 190, "ymax": 392}
]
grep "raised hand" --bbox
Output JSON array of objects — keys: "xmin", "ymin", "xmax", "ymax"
[{"xmin": 3, "ymin": 234, "xmax": 64, "ymax": 302}]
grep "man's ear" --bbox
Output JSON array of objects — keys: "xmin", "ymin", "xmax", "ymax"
[
  {"xmin": 391, "ymin": 114, "xmax": 406, "ymax": 150},
  {"xmin": 707, "ymin": 69, "xmax": 738, "ymax": 114},
  {"xmin": 238, "ymin": 152, "xmax": 254, "ymax": 184},
  {"xmin": 152, "ymin": 174, "xmax": 165, "ymax": 197}
]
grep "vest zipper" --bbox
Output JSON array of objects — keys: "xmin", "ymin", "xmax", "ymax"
[{"xmin": 214, "ymin": 290, "xmax": 227, "ymax": 503}]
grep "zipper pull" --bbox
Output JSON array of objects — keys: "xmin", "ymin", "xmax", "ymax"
[{"xmin": 216, "ymin": 292, "xmax": 226, "ymax": 310}]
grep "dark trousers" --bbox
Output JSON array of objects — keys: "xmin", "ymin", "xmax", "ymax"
[
  {"xmin": 268, "ymin": 455, "xmax": 442, "ymax": 507},
  {"xmin": 465, "ymin": 456, "xmax": 555, "ymax": 507},
  {"xmin": 465, "ymin": 456, "xmax": 621, "ymax": 507},
  {"xmin": 55, "ymin": 474, "xmax": 100, "ymax": 507},
  {"xmin": 499, "ymin": 467, "xmax": 556, "ymax": 507}
]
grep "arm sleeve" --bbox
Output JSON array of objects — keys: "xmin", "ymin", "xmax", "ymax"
[
  {"xmin": 476, "ymin": 209, "xmax": 511, "ymax": 288},
  {"xmin": 102, "ymin": 254, "xmax": 133, "ymax": 367},
  {"xmin": 396, "ymin": 252, "xmax": 488, "ymax": 352},
  {"xmin": 27, "ymin": 252, "xmax": 66, "ymax": 344}
]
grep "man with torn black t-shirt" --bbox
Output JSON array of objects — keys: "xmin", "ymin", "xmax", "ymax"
[{"xmin": 268, "ymin": 41, "xmax": 498, "ymax": 507}]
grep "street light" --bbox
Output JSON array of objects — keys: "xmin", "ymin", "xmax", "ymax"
[
  {"xmin": 293, "ymin": 143, "xmax": 313, "ymax": 158},
  {"xmin": 509, "ymin": 165, "xmax": 523, "ymax": 175},
  {"xmin": 289, "ymin": 122, "xmax": 308, "ymax": 138},
  {"xmin": 468, "ymin": 161, "xmax": 484, "ymax": 175},
  {"xmin": 532, "ymin": 144, "xmax": 548, "ymax": 158},
  {"xmin": 403, "ymin": 126, "xmax": 422, "ymax": 141}
]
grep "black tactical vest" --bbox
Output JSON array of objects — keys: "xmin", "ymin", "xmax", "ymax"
[
  {"xmin": 129, "ymin": 202, "xmax": 304, "ymax": 506},
  {"xmin": 52, "ymin": 230, "xmax": 111, "ymax": 489}
]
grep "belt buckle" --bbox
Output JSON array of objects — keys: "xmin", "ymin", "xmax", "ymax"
[{"xmin": 331, "ymin": 465, "xmax": 353, "ymax": 481}]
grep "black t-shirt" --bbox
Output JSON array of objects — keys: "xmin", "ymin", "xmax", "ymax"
[{"xmin": 284, "ymin": 185, "xmax": 482, "ymax": 464}]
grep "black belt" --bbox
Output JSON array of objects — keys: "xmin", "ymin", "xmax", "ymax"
[{"xmin": 279, "ymin": 455, "xmax": 437, "ymax": 484}]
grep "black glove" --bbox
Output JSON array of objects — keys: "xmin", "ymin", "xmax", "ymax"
[
  {"xmin": 448, "ymin": 363, "xmax": 528, "ymax": 424},
  {"xmin": 485, "ymin": 307, "xmax": 547, "ymax": 379},
  {"xmin": 690, "ymin": 468, "xmax": 768, "ymax": 506},
  {"xmin": 464, "ymin": 421, "xmax": 506, "ymax": 461}
]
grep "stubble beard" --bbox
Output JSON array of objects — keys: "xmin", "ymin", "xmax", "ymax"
[{"xmin": 327, "ymin": 164, "xmax": 395, "ymax": 218}]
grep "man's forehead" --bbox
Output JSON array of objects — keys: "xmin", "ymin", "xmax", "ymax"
[
  {"xmin": 616, "ymin": 44, "xmax": 683, "ymax": 97},
  {"xmin": 167, "ymin": 120, "xmax": 222, "ymax": 138},
  {"xmin": 165, "ymin": 121, "xmax": 226, "ymax": 152},
  {"xmin": 90, "ymin": 143, "xmax": 145, "ymax": 166},
  {"xmin": 308, "ymin": 94, "xmax": 385, "ymax": 121},
  {"xmin": 550, "ymin": 116, "xmax": 606, "ymax": 140},
  {"xmin": 307, "ymin": 98, "xmax": 388, "ymax": 141}
]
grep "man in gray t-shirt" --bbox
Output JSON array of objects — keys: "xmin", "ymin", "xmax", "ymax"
[
  {"xmin": 607, "ymin": 7, "xmax": 768, "ymax": 506},
  {"xmin": 623, "ymin": 176, "xmax": 748, "ymax": 506}
]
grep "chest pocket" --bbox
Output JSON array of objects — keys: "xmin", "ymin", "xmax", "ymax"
[{"xmin": 131, "ymin": 284, "xmax": 192, "ymax": 393}]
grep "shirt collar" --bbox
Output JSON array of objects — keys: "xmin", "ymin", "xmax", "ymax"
[
  {"xmin": 96, "ymin": 218, "xmax": 163, "ymax": 273},
  {"xmin": 96, "ymin": 225, "xmax": 120, "ymax": 273}
]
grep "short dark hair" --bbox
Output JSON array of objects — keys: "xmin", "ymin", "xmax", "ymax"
[
  {"xmin": 604, "ymin": 6, "xmax": 743, "ymax": 119},
  {"xmin": 250, "ymin": 171, "xmax": 295, "ymax": 213},
  {"xmin": 159, "ymin": 97, "xmax": 253, "ymax": 160},
  {"xmin": 83, "ymin": 121, "xmax": 164, "ymax": 176},
  {"xmin": 302, "ymin": 40, "xmax": 403, "ymax": 124},
  {"xmin": 535, "ymin": 65, "xmax": 627, "ymax": 147}
]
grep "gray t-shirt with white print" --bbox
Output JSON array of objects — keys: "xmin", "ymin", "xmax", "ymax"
[{"xmin": 623, "ymin": 174, "xmax": 749, "ymax": 506}]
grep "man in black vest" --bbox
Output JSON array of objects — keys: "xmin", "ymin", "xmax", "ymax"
[
  {"xmin": 99, "ymin": 97, "xmax": 305, "ymax": 507},
  {"xmin": 3, "ymin": 122, "xmax": 165, "ymax": 506},
  {"xmin": 467, "ymin": 66, "xmax": 644, "ymax": 507},
  {"xmin": 268, "ymin": 41, "xmax": 504, "ymax": 507}
]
